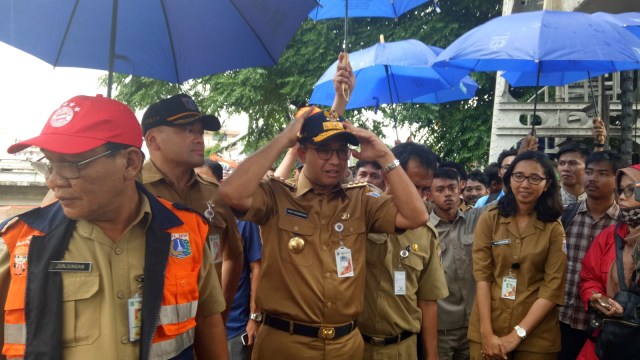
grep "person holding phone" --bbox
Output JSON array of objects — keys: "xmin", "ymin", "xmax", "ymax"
[{"xmin": 468, "ymin": 151, "xmax": 567, "ymax": 360}]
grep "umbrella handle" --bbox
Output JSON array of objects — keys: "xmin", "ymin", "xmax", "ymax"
[{"xmin": 341, "ymin": 53, "xmax": 350, "ymax": 101}]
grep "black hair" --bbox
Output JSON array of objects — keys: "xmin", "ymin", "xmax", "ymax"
[
  {"xmin": 585, "ymin": 151, "xmax": 628, "ymax": 174},
  {"xmin": 497, "ymin": 148, "xmax": 518, "ymax": 169},
  {"xmin": 440, "ymin": 161, "xmax": 468, "ymax": 181},
  {"xmin": 391, "ymin": 142, "xmax": 438, "ymax": 173},
  {"xmin": 354, "ymin": 160, "xmax": 382, "ymax": 172},
  {"xmin": 468, "ymin": 169, "xmax": 488, "ymax": 187},
  {"xmin": 433, "ymin": 167, "xmax": 459, "ymax": 182},
  {"xmin": 557, "ymin": 142, "xmax": 590, "ymax": 162},
  {"xmin": 498, "ymin": 151, "xmax": 563, "ymax": 222},
  {"xmin": 484, "ymin": 163, "xmax": 502, "ymax": 186},
  {"xmin": 203, "ymin": 159, "xmax": 224, "ymax": 181}
]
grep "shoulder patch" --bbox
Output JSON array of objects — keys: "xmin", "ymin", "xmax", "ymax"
[
  {"xmin": 195, "ymin": 172, "xmax": 220, "ymax": 186},
  {"xmin": 341, "ymin": 181, "xmax": 369, "ymax": 190},
  {"xmin": 270, "ymin": 176, "xmax": 296, "ymax": 190}
]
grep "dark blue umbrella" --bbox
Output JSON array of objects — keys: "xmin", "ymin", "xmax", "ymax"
[
  {"xmin": 593, "ymin": 12, "xmax": 640, "ymax": 38},
  {"xmin": 0, "ymin": 0, "xmax": 317, "ymax": 97},
  {"xmin": 434, "ymin": 10, "xmax": 640, "ymax": 129},
  {"xmin": 309, "ymin": 0, "xmax": 430, "ymax": 20},
  {"xmin": 309, "ymin": 39, "xmax": 470, "ymax": 109}
]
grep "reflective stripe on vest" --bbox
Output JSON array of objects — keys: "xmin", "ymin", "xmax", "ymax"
[
  {"xmin": 149, "ymin": 327, "xmax": 195, "ymax": 359},
  {"xmin": 158, "ymin": 300, "xmax": 198, "ymax": 326},
  {"xmin": 4, "ymin": 323, "xmax": 25, "ymax": 344}
]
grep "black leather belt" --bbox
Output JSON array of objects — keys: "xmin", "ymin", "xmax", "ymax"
[
  {"xmin": 263, "ymin": 314, "xmax": 356, "ymax": 340},
  {"xmin": 361, "ymin": 330, "xmax": 415, "ymax": 346}
]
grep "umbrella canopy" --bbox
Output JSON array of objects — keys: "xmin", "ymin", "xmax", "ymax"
[
  {"xmin": 593, "ymin": 12, "xmax": 640, "ymax": 38},
  {"xmin": 411, "ymin": 75, "xmax": 478, "ymax": 104},
  {"xmin": 434, "ymin": 10, "xmax": 640, "ymax": 77},
  {"xmin": 309, "ymin": 0, "xmax": 429, "ymax": 20},
  {"xmin": 0, "ymin": 0, "xmax": 317, "ymax": 96},
  {"xmin": 309, "ymin": 39, "xmax": 469, "ymax": 109}
]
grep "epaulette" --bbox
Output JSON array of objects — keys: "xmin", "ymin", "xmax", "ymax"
[
  {"xmin": 341, "ymin": 181, "xmax": 369, "ymax": 190},
  {"xmin": 172, "ymin": 201, "xmax": 208, "ymax": 222},
  {"xmin": 195, "ymin": 172, "xmax": 220, "ymax": 186},
  {"xmin": 270, "ymin": 175, "xmax": 296, "ymax": 190},
  {"xmin": 0, "ymin": 217, "xmax": 19, "ymax": 234}
]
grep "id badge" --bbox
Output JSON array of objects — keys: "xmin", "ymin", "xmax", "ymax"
[
  {"xmin": 127, "ymin": 295, "xmax": 143, "ymax": 342},
  {"xmin": 335, "ymin": 247, "xmax": 355, "ymax": 278},
  {"xmin": 208, "ymin": 233, "xmax": 222, "ymax": 263},
  {"xmin": 394, "ymin": 270, "xmax": 406, "ymax": 295},
  {"xmin": 501, "ymin": 276, "xmax": 517, "ymax": 300}
]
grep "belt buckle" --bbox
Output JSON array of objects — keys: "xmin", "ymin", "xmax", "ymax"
[
  {"xmin": 318, "ymin": 326, "xmax": 335, "ymax": 339},
  {"xmin": 370, "ymin": 337, "xmax": 386, "ymax": 346}
]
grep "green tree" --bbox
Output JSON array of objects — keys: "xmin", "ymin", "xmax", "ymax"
[{"xmin": 108, "ymin": 0, "xmax": 502, "ymax": 165}]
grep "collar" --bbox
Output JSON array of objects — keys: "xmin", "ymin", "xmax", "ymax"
[
  {"xmin": 141, "ymin": 159, "xmax": 198, "ymax": 187},
  {"xmin": 499, "ymin": 211, "xmax": 546, "ymax": 238},
  {"xmin": 578, "ymin": 200, "xmax": 620, "ymax": 219},
  {"xmin": 429, "ymin": 208, "xmax": 464, "ymax": 226},
  {"xmin": 294, "ymin": 172, "xmax": 344, "ymax": 198},
  {"xmin": 76, "ymin": 191, "xmax": 152, "ymax": 238}
]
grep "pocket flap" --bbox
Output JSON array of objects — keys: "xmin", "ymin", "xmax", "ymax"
[
  {"xmin": 62, "ymin": 274, "xmax": 99, "ymax": 301},
  {"xmin": 278, "ymin": 217, "xmax": 315, "ymax": 236}
]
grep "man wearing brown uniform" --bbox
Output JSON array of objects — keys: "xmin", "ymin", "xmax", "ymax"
[
  {"xmin": 219, "ymin": 54, "xmax": 429, "ymax": 359},
  {"xmin": 140, "ymin": 94, "xmax": 243, "ymax": 316},
  {"xmin": 359, "ymin": 142, "xmax": 448, "ymax": 359}
]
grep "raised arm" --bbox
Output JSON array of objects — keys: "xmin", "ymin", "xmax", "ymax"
[
  {"xmin": 331, "ymin": 52, "xmax": 355, "ymax": 116},
  {"xmin": 220, "ymin": 108, "xmax": 313, "ymax": 212}
]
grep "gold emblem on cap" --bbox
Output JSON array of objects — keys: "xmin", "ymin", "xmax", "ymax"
[
  {"xmin": 341, "ymin": 212, "xmax": 350, "ymax": 220},
  {"xmin": 411, "ymin": 244, "xmax": 420, "ymax": 252},
  {"xmin": 288, "ymin": 237, "xmax": 306, "ymax": 254}
]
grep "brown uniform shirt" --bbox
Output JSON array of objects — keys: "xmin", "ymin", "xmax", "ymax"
[
  {"xmin": 468, "ymin": 206, "xmax": 567, "ymax": 352},
  {"xmin": 242, "ymin": 173, "xmax": 399, "ymax": 325},
  {"xmin": 359, "ymin": 224, "xmax": 449, "ymax": 336},
  {"xmin": 141, "ymin": 160, "xmax": 243, "ymax": 279}
]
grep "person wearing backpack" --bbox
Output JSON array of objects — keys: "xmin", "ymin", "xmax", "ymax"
[{"xmin": 578, "ymin": 163, "xmax": 640, "ymax": 359}]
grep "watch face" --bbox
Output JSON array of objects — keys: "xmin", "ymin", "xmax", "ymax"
[
  {"xmin": 515, "ymin": 326, "xmax": 526, "ymax": 338},
  {"xmin": 251, "ymin": 313, "xmax": 263, "ymax": 321}
]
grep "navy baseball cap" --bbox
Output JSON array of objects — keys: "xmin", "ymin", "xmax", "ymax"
[
  {"xmin": 297, "ymin": 107, "xmax": 358, "ymax": 146},
  {"xmin": 141, "ymin": 94, "xmax": 221, "ymax": 134}
]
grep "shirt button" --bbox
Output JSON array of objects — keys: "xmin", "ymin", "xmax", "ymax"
[
  {"xmin": 121, "ymin": 336, "xmax": 129, "ymax": 344},
  {"xmin": 114, "ymin": 248, "xmax": 123, "ymax": 255},
  {"xmin": 515, "ymin": 239, "xmax": 521, "ymax": 244},
  {"xmin": 327, "ymin": 301, "xmax": 332, "ymax": 308},
  {"xmin": 514, "ymin": 256, "xmax": 519, "ymax": 261},
  {"xmin": 293, "ymin": 226, "xmax": 299, "ymax": 231},
  {"xmin": 180, "ymin": 280, "xmax": 187, "ymax": 287},
  {"xmin": 322, "ymin": 245, "xmax": 328, "ymax": 251},
  {"xmin": 321, "ymin": 219, "xmax": 326, "ymax": 225},
  {"xmin": 325, "ymin": 272, "xmax": 331, "ymax": 278},
  {"xmin": 117, "ymin": 291, "xmax": 126, "ymax": 299}
]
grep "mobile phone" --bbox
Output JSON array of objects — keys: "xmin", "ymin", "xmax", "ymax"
[
  {"xmin": 597, "ymin": 296, "xmax": 613, "ymax": 311},
  {"xmin": 241, "ymin": 332, "xmax": 249, "ymax": 346},
  {"xmin": 634, "ymin": 186, "xmax": 640, "ymax": 202}
]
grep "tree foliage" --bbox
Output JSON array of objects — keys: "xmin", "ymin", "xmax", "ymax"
[{"xmin": 108, "ymin": 0, "xmax": 502, "ymax": 166}]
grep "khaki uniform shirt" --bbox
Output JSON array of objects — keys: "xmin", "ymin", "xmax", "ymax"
[
  {"xmin": 430, "ymin": 207, "xmax": 485, "ymax": 330},
  {"xmin": 468, "ymin": 206, "xmax": 566, "ymax": 353},
  {"xmin": 28, "ymin": 195, "xmax": 225, "ymax": 359},
  {"xmin": 358, "ymin": 224, "xmax": 448, "ymax": 336},
  {"xmin": 141, "ymin": 160, "xmax": 243, "ymax": 279},
  {"xmin": 242, "ymin": 173, "xmax": 399, "ymax": 325}
]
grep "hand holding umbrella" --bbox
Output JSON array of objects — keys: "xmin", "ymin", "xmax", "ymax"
[{"xmin": 332, "ymin": 53, "xmax": 356, "ymax": 114}]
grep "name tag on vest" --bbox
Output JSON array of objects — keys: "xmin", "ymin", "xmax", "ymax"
[{"xmin": 48, "ymin": 261, "xmax": 92, "ymax": 272}]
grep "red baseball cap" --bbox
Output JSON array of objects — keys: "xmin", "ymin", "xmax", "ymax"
[{"xmin": 7, "ymin": 95, "xmax": 143, "ymax": 154}]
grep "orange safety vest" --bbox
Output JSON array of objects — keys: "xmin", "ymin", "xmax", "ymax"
[{"xmin": 0, "ymin": 191, "xmax": 208, "ymax": 359}]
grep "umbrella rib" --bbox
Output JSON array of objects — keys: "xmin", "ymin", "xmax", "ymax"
[
  {"xmin": 160, "ymin": 0, "xmax": 181, "ymax": 83},
  {"xmin": 53, "ymin": 0, "xmax": 81, "ymax": 67},
  {"xmin": 229, "ymin": 0, "xmax": 278, "ymax": 64}
]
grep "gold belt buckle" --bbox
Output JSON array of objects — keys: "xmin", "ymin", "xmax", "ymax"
[
  {"xmin": 370, "ymin": 337, "xmax": 386, "ymax": 346},
  {"xmin": 318, "ymin": 326, "xmax": 336, "ymax": 339}
]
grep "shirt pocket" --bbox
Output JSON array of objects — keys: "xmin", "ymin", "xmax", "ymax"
[
  {"xmin": 61, "ymin": 273, "xmax": 100, "ymax": 347},
  {"xmin": 278, "ymin": 218, "xmax": 316, "ymax": 267},
  {"xmin": 158, "ymin": 271, "xmax": 198, "ymax": 336}
]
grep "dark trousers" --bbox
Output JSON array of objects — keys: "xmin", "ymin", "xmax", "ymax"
[{"xmin": 559, "ymin": 321, "xmax": 588, "ymax": 360}]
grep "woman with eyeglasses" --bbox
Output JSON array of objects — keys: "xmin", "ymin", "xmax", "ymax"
[
  {"xmin": 577, "ymin": 164, "xmax": 640, "ymax": 360},
  {"xmin": 467, "ymin": 151, "xmax": 566, "ymax": 360}
]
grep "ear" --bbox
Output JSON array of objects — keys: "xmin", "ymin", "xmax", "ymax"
[
  {"xmin": 144, "ymin": 130, "xmax": 160, "ymax": 151},
  {"xmin": 297, "ymin": 145, "xmax": 307, "ymax": 163},
  {"xmin": 123, "ymin": 148, "xmax": 144, "ymax": 181}
]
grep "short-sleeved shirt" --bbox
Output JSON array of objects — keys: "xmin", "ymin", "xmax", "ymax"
[
  {"xmin": 358, "ymin": 224, "xmax": 448, "ymax": 336},
  {"xmin": 561, "ymin": 187, "xmax": 587, "ymax": 208},
  {"xmin": 141, "ymin": 160, "xmax": 243, "ymax": 278},
  {"xmin": 468, "ymin": 206, "xmax": 567, "ymax": 352},
  {"xmin": 430, "ymin": 207, "xmax": 486, "ymax": 330},
  {"xmin": 242, "ymin": 173, "xmax": 399, "ymax": 325},
  {"xmin": 41, "ymin": 194, "xmax": 224, "ymax": 359}
]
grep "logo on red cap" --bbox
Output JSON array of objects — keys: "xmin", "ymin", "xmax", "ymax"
[{"xmin": 49, "ymin": 102, "xmax": 81, "ymax": 128}]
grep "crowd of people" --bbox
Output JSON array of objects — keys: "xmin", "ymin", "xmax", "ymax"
[{"xmin": 0, "ymin": 53, "xmax": 639, "ymax": 360}]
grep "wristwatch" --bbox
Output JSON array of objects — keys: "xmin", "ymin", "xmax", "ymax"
[
  {"xmin": 514, "ymin": 325, "xmax": 527, "ymax": 340},
  {"xmin": 249, "ymin": 313, "xmax": 263, "ymax": 322}
]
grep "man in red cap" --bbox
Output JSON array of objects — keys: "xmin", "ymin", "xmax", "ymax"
[
  {"xmin": 0, "ymin": 95, "xmax": 228, "ymax": 359},
  {"xmin": 219, "ymin": 54, "xmax": 429, "ymax": 358},
  {"xmin": 139, "ymin": 94, "xmax": 244, "ymax": 320}
]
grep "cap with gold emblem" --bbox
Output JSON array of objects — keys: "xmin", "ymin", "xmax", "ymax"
[{"xmin": 297, "ymin": 107, "xmax": 359, "ymax": 146}]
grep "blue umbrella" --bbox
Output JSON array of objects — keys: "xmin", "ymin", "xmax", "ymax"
[
  {"xmin": 309, "ymin": 0, "xmax": 430, "ymax": 20},
  {"xmin": 0, "ymin": 0, "xmax": 317, "ymax": 97},
  {"xmin": 593, "ymin": 12, "xmax": 640, "ymax": 38},
  {"xmin": 411, "ymin": 75, "xmax": 478, "ymax": 104},
  {"xmin": 309, "ymin": 39, "xmax": 469, "ymax": 109},
  {"xmin": 434, "ymin": 10, "xmax": 640, "ymax": 129}
]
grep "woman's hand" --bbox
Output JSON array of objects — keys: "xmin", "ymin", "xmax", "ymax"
[
  {"xmin": 590, "ymin": 292, "xmax": 624, "ymax": 316},
  {"xmin": 500, "ymin": 331, "xmax": 522, "ymax": 354},
  {"xmin": 481, "ymin": 333, "xmax": 507, "ymax": 360}
]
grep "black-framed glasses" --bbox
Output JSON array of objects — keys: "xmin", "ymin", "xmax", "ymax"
[
  {"xmin": 616, "ymin": 184, "xmax": 636, "ymax": 198},
  {"xmin": 32, "ymin": 148, "xmax": 120, "ymax": 180},
  {"xmin": 305, "ymin": 146, "xmax": 351, "ymax": 161},
  {"xmin": 511, "ymin": 172, "xmax": 547, "ymax": 185}
]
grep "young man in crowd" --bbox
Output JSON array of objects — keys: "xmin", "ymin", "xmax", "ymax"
[
  {"xmin": 463, "ymin": 169, "xmax": 488, "ymax": 207},
  {"xmin": 439, "ymin": 161, "xmax": 470, "ymax": 212},
  {"xmin": 474, "ymin": 149, "xmax": 517, "ymax": 207},
  {"xmin": 354, "ymin": 159, "xmax": 386, "ymax": 191},
  {"xmin": 557, "ymin": 142, "xmax": 590, "ymax": 207}
]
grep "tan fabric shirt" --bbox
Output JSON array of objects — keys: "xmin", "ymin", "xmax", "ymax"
[
  {"xmin": 39, "ymin": 195, "xmax": 224, "ymax": 359},
  {"xmin": 141, "ymin": 160, "xmax": 243, "ymax": 279},
  {"xmin": 242, "ymin": 173, "xmax": 399, "ymax": 325},
  {"xmin": 468, "ymin": 206, "xmax": 567, "ymax": 352},
  {"xmin": 358, "ymin": 224, "xmax": 448, "ymax": 336},
  {"xmin": 430, "ymin": 207, "xmax": 486, "ymax": 330}
]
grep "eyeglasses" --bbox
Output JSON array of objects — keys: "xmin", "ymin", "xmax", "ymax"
[
  {"xmin": 616, "ymin": 184, "xmax": 636, "ymax": 198},
  {"xmin": 305, "ymin": 146, "xmax": 351, "ymax": 161},
  {"xmin": 511, "ymin": 172, "xmax": 547, "ymax": 185},
  {"xmin": 32, "ymin": 148, "xmax": 120, "ymax": 180}
]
